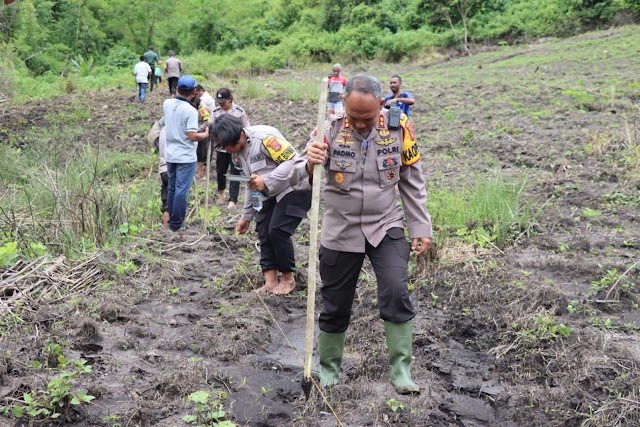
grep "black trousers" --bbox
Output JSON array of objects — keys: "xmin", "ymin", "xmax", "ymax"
[
  {"xmin": 149, "ymin": 64, "xmax": 157, "ymax": 92},
  {"xmin": 168, "ymin": 77, "xmax": 179, "ymax": 95},
  {"xmin": 255, "ymin": 190, "xmax": 312, "ymax": 273},
  {"xmin": 216, "ymin": 151, "xmax": 240, "ymax": 203},
  {"xmin": 318, "ymin": 228, "xmax": 415, "ymax": 332}
]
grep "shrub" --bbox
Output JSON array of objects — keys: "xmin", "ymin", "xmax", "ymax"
[{"xmin": 104, "ymin": 46, "xmax": 138, "ymax": 68}]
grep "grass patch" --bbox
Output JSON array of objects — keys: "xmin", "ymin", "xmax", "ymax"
[{"xmin": 429, "ymin": 170, "xmax": 533, "ymax": 249}]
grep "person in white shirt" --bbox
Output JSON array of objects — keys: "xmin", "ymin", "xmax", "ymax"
[{"xmin": 133, "ymin": 56, "xmax": 152, "ymax": 103}]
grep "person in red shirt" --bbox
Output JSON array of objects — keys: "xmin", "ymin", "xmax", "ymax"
[{"xmin": 327, "ymin": 64, "xmax": 347, "ymax": 116}]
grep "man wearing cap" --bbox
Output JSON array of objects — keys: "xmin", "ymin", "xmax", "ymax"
[
  {"xmin": 327, "ymin": 64, "xmax": 347, "ymax": 116},
  {"xmin": 383, "ymin": 75, "xmax": 415, "ymax": 118},
  {"xmin": 289, "ymin": 75, "xmax": 432, "ymax": 394},
  {"xmin": 133, "ymin": 56, "xmax": 152, "ymax": 103},
  {"xmin": 163, "ymin": 75, "xmax": 209, "ymax": 232},
  {"xmin": 211, "ymin": 88, "xmax": 251, "ymax": 209},
  {"xmin": 164, "ymin": 50, "xmax": 183, "ymax": 98}
]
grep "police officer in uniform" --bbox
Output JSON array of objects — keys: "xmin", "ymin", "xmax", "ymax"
[
  {"xmin": 211, "ymin": 88, "xmax": 251, "ymax": 209},
  {"xmin": 289, "ymin": 75, "xmax": 432, "ymax": 394},
  {"xmin": 211, "ymin": 114, "xmax": 311, "ymax": 296}
]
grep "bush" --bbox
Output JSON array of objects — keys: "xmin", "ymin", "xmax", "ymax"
[
  {"xmin": 378, "ymin": 29, "xmax": 433, "ymax": 62},
  {"xmin": 104, "ymin": 46, "xmax": 138, "ymax": 68}
]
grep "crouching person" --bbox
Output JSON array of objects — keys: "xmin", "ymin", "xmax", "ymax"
[
  {"xmin": 210, "ymin": 114, "xmax": 311, "ymax": 296},
  {"xmin": 288, "ymin": 75, "xmax": 433, "ymax": 394}
]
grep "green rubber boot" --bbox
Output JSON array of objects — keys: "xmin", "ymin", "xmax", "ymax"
[
  {"xmin": 318, "ymin": 330, "xmax": 346, "ymax": 387},
  {"xmin": 384, "ymin": 320, "xmax": 421, "ymax": 394}
]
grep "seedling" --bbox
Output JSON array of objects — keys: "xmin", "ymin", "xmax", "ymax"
[{"xmin": 386, "ymin": 398, "xmax": 405, "ymax": 412}]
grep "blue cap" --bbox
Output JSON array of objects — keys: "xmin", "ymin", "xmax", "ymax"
[{"xmin": 177, "ymin": 75, "xmax": 196, "ymax": 91}]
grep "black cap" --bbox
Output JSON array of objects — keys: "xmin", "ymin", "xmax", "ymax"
[{"xmin": 215, "ymin": 87, "xmax": 232, "ymax": 102}]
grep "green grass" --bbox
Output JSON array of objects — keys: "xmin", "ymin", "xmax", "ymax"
[
  {"xmin": 428, "ymin": 171, "xmax": 533, "ymax": 249},
  {"xmin": 0, "ymin": 139, "xmax": 159, "ymax": 259}
]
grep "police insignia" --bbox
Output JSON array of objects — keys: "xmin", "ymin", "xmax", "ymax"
[
  {"xmin": 382, "ymin": 157, "xmax": 398, "ymax": 168},
  {"xmin": 335, "ymin": 160, "xmax": 352, "ymax": 170},
  {"xmin": 378, "ymin": 129, "xmax": 390, "ymax": 138},
  {"xmin": 337, "ymin": 138, "xmax": 355, "ymax": 147},
  {"xmin": 343, "ymin": 119, "xmax": 351, "ymax": 129},
  {"xmin": 334, "ymin": 172, "xmax": 345, "ymax": 184},
  {"xmin": 377, "ymin": 138, "xmax": 397, "ymax": 146},
  {"xmin": 378, "ymin": 114, "xmax": 385, "ymax": 129},
  {"xmin": 387, "ymin": 170, "xmax": 396, "ymax": 181},
  {"xmin": 339, "ymin": 130, "xmax": 352, "ymax": 139},
  {"xmin": 263, "ymin": 135, "xmax": 295, "ymax": 164}
]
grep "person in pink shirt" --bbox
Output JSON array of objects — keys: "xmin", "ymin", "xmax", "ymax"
[{"xmin": 327, "ymin": 64, "xmax": 347, "ymax": 116}]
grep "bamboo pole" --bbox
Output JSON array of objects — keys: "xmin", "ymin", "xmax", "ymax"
[
  {"xmin": 303, "ymin": 77, "xmax": 329, "ymax": 388},
  {"xmin": 203, "ymin": 130, "xmax": 213, "ymax": 233}
]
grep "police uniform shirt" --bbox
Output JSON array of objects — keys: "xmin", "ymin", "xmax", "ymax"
[
  {"xmin": 289, "ymin": 109, "xmax": 432, "ymax": 253},
  {"xmin": 235, "ymin": 126, "xmax": 301, "ymax": 222}
]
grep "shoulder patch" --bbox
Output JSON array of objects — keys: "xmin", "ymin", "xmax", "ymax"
[
  {"xmin": 400, "ymin": 115, "xmax": 420, "ymax": 166},
  {"xmin": 262, "ymin": 135, "xmax": 296, "ymax": 164},
  {"xmin": 213, "ymin": 106, "xmax": 222, "ymax": 112},
  {"xmin": 235, "ymin": 106, "xmax": 245, "ymax": 112}
]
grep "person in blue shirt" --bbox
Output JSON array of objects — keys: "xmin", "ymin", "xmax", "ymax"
[{"xmin": 383, "ymin": 75, "xmax": 415, "ymax": 117}]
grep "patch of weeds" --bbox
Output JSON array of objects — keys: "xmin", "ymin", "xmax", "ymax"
[
  {"xmin": 563, "ymin": 89, "xmax": 597, "ymax": 111},
  {"xmin": 591, "ymin": 269, "xmax": 635, "ymax": 294},
  {"xmin": 1, "ymin": 355, "xmax": 94, "ymax": 423},
  {"xmin": 512, "ymin": 314, "xmax": 571, "ymax": 346},
  {"xmin": 260, "ymin": 386, "xmax": 273, "ymax": 396},
  {"xmin": 584, "ymin": 132, "xmax": 616, "ymax": 156},
  {"xmin": 442, "ymin": 108, "xmax": 455, "ymax": 122},
  {"xmin": 579, "ymin": 389, "xmax": 640, "ymax": 427},
  {"xmin": 167, "ymin": 286, "xmax": 181, "ymax": 298},
  {"xmin": 0, "ymin": 241, "xmax": 19, "ymax": 267},
  {"xmin": 182, "ymin": 390, "xmax": 236, "ymax": 427},
  {"xmin": 588, "ymin": 317, "xmax": 619, "ymax": 331},
  {"xmin": 582, "ymin": 208, "xmax": 602, "ymax": 219}
]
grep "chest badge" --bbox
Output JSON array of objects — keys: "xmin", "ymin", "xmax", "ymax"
[
  {"xmin": 334, "ymin": 172, "xmax": 345, "ymax": 184},
  {"xmin": 335, "ymin": 160, "xmax": 352, "ymax": 170},
  {"xmin": 378, "ymin": 129, "xmax": 390, "ymax": 138},
  {"xmin": 377, "ymin": 137, "xmax": 397, "ymax": 146},
  {"xmin": 336, "ymin": 138, "xmax": 355, "ymax": 147},
  {"xmin": 386, "ymin": 170, "xmax": 396, "ymax": 181},
  {"xmin": 382, "ymin": 157, "xmax": 398, "ymax": 168}
]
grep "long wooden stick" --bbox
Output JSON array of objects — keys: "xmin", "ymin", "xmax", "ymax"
[
  {"xmin": 203, "ymin": 131, "xmax": 213, "ymax": 233},
  {"xmin": 304, "ymin": 77, "xmax": 329, "ymax": 382}
]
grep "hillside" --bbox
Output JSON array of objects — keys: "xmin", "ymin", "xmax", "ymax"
[{"xmin": 1, "ymin": 26, "xmax": 640, "ymax": 426}]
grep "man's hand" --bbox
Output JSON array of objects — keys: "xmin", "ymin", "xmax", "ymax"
[
  {"xmin": 249, "ymin": 174, "xmax": 265, "ymax": 192},
  {"xmin": 411, "ymin": 237, "xmax": 431, "ymax": 256},
  {"xmin": 385, "ymin": 98, "xmax": 396, "ymax": 108},
  {"xmin": 236, "ymin": 220, "xmax": 250, "ymax": 235},
  {"xmin": 305, "ymin": 140, "xmax": 328, "ymax": 176}
]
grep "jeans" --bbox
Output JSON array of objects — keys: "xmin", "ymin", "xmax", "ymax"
[
  {"xmin": 166, "ymin": 162, "xmax": 197, "ymax": 231},
  {"xmin": 137, "ymin": 83, "xmax": 148, "ymax": 103}
]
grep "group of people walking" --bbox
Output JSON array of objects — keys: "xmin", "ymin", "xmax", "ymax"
[
  {"xmin": 146, "ymin": 58, "xmax": 430, "ymax": 395},
  {"xmin": 134, "ymin": 47, "xmax": 183, "ymax": 103}
]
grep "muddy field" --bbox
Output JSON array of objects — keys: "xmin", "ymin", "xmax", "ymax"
[{"xmin": 1, "ymin": 27, "xmax": 640, "ymax": 426}]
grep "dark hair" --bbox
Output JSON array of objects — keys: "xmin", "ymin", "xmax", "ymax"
[
  {"xmin": 391, "ymin": 74, "xmax": 402, "ymax": 83},
  {"xmin": 211, "ymin": 114, "xmax": 244, "ymax": 149},
  {"xmin": 140, "ymin": 56, "xmax": 146, "ymax": 61},
  {"xmin": 177, "ymin": 87, "xmax": 195, "ymax": 97},
  {"xmin": 191, "ymin": 95, "xmax": 201, "ymax": 109},
  {"xmin": 148, "ymin": 46, "xmax": 154, "ymax": 51},
  {"xmin": 195, "ymin": 85, "xmax": 205, "ymax": 91}
]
